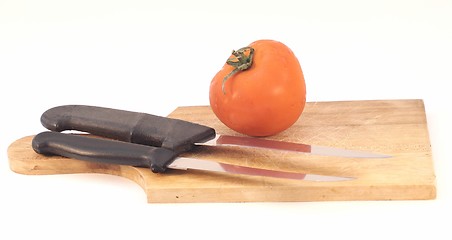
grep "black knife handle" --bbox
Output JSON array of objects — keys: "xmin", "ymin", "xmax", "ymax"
[
  {"xmin": 32, "ymin": 131, "xmax": 177, "ymax": 173},
  {"xmin": 40, "ymin": 105, "xmax": 216, "ymax": 154}
]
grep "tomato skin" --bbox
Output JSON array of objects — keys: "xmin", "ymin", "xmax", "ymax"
[{"xmin": 209, "ymin": 40, "xmax": 306, "ymax": 137}]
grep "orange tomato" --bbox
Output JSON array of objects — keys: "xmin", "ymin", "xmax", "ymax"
[{"xmin": 209, "ymin": 39, "xmax": 306, "ymax": 137}]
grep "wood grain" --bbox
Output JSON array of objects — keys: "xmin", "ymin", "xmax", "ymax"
[{"xmin": 8, "ymin": 99, "xmax": 436, "ymax": 203}]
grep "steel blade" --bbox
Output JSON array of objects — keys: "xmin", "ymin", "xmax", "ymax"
[
  {"xmin": 201, "ymin": 135, "xmax": 391, "ymax": 158},
  {"xmin": 168, "ymin": 157, "xmax": 354, "ymax": 181}
]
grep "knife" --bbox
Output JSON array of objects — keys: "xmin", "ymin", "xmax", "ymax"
[
  {"xmin": 32, "ymin": 131, "xmax": 353, "ymax": 181},
  {"xmin": 40, "ymin": 105, "xmax": 390, "ymax": 158}
]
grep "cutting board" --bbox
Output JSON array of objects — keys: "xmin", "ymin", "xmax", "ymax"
[{"xmin": 8, "ymin": 99, "xmax": 436, "ymax": 203}]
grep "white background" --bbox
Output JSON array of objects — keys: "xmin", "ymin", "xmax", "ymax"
[{"xmin": 1, "ymin": 0, "xmax": 451, "ymax": 239}]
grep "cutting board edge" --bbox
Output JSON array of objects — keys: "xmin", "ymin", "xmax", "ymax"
[
  {"xmin": 170, "ymin": 98, "xmax": 426, "ymax": 110},
  {"xmin": 145, "ymin": 183, "xmax": 437, "ymax": 203}
]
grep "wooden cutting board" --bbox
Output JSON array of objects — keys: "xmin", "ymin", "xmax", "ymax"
[{"xmin": 8, "ymin": 99, "xmax": 436, "ymax": 203}]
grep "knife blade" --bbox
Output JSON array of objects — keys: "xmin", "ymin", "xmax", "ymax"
[
  {"xmin": 205, "ymin": 135, "xmax": 391, "ymax": 158},
  {"xmin": 32, "ymin": 132, "xmax": 354, "ymax": 181},
  {"xmin": 40, "ymin": 105, "xmax": 390, "ymax": 158}
]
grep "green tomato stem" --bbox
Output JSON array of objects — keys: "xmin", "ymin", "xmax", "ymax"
[{"xmin": 222, "ymin": 47, "xmax": 255, "ymax": 94}]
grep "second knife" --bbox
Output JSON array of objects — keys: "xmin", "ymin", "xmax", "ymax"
[{"xmin": 40, "ymin": 105, "xmax": 390, "ymax": 158}]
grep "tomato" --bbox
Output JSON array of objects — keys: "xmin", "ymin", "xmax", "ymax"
[{"xmin": 209, "ymin": 39, "xmax": 306, "ymax": 137}]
